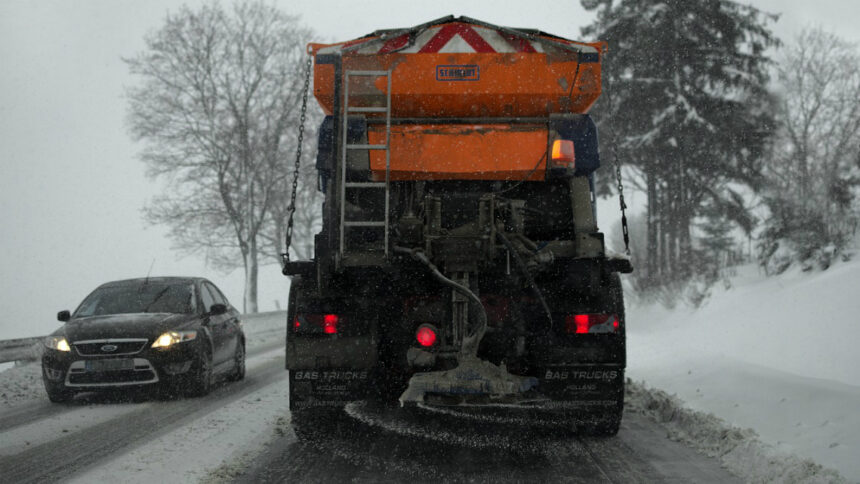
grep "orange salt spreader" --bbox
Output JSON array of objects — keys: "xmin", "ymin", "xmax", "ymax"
[
  {"xmin": 285, "ymin": 17, "xmax": 633, "ymax": 426},
  {"xmin": 308, "ymin": 15, "xmax": 606, "ymax": 181}
]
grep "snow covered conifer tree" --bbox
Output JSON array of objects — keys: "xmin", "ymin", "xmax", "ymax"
[{"xmin": 581, "ymin": 0, "xmax": 778, "ymax": 299}]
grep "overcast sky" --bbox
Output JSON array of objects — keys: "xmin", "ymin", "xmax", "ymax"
[{"xmin": 1, "ymin": 0, "xmax": 858, "ymax": 339}]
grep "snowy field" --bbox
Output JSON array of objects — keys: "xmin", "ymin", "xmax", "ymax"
[
  {"xmin": 1, "ymin": 267, "xmax": 857, "ymax": 481},
  {"xmin": 627, "ymin": 258, "xmax": 860, "ymax": 482}
]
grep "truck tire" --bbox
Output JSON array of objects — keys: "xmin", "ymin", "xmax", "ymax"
[
  {"xmin": 585, "ymin": 272, "xmax": 625, "ymax": 436},
  {"xmin": 580, "ymin": 369, "xmax": 624, "ymax": 437},
  {"xmin": 290, "ymin": 406, "xmax": 342, "ymax": 443},
  {"xmin": 373, "ymin": 326, "xmax": 410, "ymax": 407}
]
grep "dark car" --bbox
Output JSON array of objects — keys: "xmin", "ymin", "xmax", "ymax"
[{"xmin": 41, "ymin": 277, "xmax": 245, "ymax": 402}]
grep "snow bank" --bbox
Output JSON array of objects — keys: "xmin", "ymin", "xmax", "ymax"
[
  {"xmin": 626, "ymin": 380, "xmax": 846, "ymax": 483},
  {"xmin": 630, "ymin": 261, "xmax": 860, "ymax": 386},
  {"xmin": 242, "ymin": 310, "xmax": 287, "ymax": 348},
  {"xmin": 628, "ymin": 259, "xmax": 860, "ymax": 481},
  {"xmin": 0, "ymin": 362, "xmax": 45, "ymax": 409}
]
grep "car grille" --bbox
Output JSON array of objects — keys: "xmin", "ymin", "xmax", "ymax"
[
  {"xmin": 68, "ymin": 369, "xmax": 157, "ymax": 385},
  {"xmin": 73, "ymin": 339, "xmax": 148, "ymax": 356}
]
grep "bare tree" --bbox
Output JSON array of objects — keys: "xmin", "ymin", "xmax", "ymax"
[
  {"xmin": 777, "ymin": 28, "xmax": 860, "ymax": 203},
  {"xmin": 260, "ymin": 120, "xmax": 323, "ymax": 263},
  {"xmin": 126, "ymin": 2, "xmax": 313, "ymax": 312},
  {"xmin": 759, "ymin": 27, "xmax": 860, "ymax": 271}
]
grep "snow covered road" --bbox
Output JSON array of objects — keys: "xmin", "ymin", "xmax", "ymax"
[
  {"xmin": 67, "ymin": 346, "xmax": 288, "ymax": 484},
  {"xmin": 236, "ymin": 401, "xmax": 740, "ymax": 483},
  {"xmin": 0, "ymin": 311, "xmax": 742, "ymax": 484},
  {"xmin": 0, "ymin": 347, "xmax": 285, "ymax": 483},
  {"xmin": 1, "ymin": 272, "xmax": 855, "ymax": 484}
]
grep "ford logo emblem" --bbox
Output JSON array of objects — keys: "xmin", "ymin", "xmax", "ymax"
[{"xmin": 101, "ymin": 344, "xmax": 118, "ymax": 352}]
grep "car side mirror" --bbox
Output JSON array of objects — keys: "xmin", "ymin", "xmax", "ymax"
[
  {"xmin": 209, "ymin": 303, "xmax": 227, "ymax": 315},
  {"xmin": 57, "ymin": 310, "xmax": 71, "ymax": 322}
]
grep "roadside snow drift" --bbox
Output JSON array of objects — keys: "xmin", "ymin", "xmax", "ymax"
[{"xmin": 627, "ymin": 259, "xmax": 860, "ymax": 481}]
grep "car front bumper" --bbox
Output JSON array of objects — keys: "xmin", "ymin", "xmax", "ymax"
[{"xmin": 42, "ymin": 339, "xmax": 201, "ymax": 390}]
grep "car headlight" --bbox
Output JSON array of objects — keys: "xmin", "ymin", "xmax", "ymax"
[
  {"xmin": 151, "ymin": 330, "xmax": 197, "ymax": 348},
  {"xmin": 44, "ymin": 336, "xmax": 71, "ymax": 352}
]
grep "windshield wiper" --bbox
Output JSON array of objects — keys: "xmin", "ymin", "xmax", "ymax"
[{"xmin": 142, "ymin": 286, "xmax": 172, "ymax": 313}]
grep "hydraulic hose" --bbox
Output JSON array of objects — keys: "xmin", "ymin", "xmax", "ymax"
[
  {"xmin": 393, "ymin": 246, "xmax": 487, "ymax": 356},
  {"xmin": 496, "ymin": 232, "xmax": 553, "ymax": 327}
]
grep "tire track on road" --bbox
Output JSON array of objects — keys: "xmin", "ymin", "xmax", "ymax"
[{"xmin": 238, "ymin": 402, "xmax": 741, "ymax": 483}]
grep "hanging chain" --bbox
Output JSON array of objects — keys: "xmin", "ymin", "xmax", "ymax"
[
  {"xmin": 604, "ymin": 66, "xmax": 631, "ymax": 255},
  {"xmin": 612, "ymin": 144, "xmax": 630, "ymax": 255},
  {"xmin": 282, "ymin": 55, "xmax": 313, "ymax": 268}
]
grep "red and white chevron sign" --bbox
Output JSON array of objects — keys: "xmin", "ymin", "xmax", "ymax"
[{"xmin": 316, "ymin": 21, "xmax": 597, "ymax": 56}]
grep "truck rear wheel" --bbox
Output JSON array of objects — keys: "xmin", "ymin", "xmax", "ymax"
[
  {"xmin": 290, "ymin": 406, "xmax": 342, "ymax": 443},
  {"xmin": 551, "ymin": 272, "xmax": 625, "ymax": 437},
  {"xmin": 584, "ymin": 272, "xmax": 625, "ymax": 436},
  {"xmin": 581, "ymin": 372, "xmax": 624, "ymax": 436}
]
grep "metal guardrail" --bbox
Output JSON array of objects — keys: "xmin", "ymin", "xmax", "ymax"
[{"xmin": 0, "ymin": 336, "xmax": 44, "ymax": 364}]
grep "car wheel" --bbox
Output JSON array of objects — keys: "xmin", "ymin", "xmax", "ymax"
[
  {"xmin": 228, "ymin": 342, "xmax": 245, "ymax": 382},
  {"xmin": 185, "ymin": 346, "xmax": 212, "ymax": 397},
  {"xmin": 44, "ymin": 381, "xmax": 74, "ymax": 403}
]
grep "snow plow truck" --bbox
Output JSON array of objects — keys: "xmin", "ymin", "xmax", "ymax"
[{"xmin": 282, "ymin": 16, "xmax": 632, "ymax": 437}]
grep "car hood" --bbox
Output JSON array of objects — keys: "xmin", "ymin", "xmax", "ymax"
[{"xmin": 63, "ymin": 313, "xmax": 198, "ymax": 342}]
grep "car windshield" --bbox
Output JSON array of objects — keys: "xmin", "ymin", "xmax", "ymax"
[{"xmin": 74, "ymin": 283, "xmax": 194, "ymax": 317}]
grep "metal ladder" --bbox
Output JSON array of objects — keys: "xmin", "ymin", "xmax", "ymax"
[{"xmin": 339, "ymin": 70, "xmax": 391, "ymax": 263}]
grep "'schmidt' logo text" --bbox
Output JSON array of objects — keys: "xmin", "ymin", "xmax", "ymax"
[{"xmin": 436, "ymin": 65, "xmax": 480, "ymax": 81}]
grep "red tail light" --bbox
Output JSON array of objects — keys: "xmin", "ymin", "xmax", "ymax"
[
  {"xmin": 415, "ymin": 324, "xmax": 438, "ymax": 347},
  {"xmin": 323, "ymin": 314, "xmax": 339, "ymax": 334},
  {"xmin": 565, "ymin": 314, "xmax": 620, "ymax": 334},
  {"xmin": 293, "ymin": 313, "xmax": 343, "ymax": 334}
]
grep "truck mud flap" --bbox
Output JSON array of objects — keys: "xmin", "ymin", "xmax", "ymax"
[
  {"xmin": 289, "ymin": 369, "xmax": 372, "ymax": 410},
  {"xmin": 536, "ymin": 366, "xmax": 624, "ymax": 405}
]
